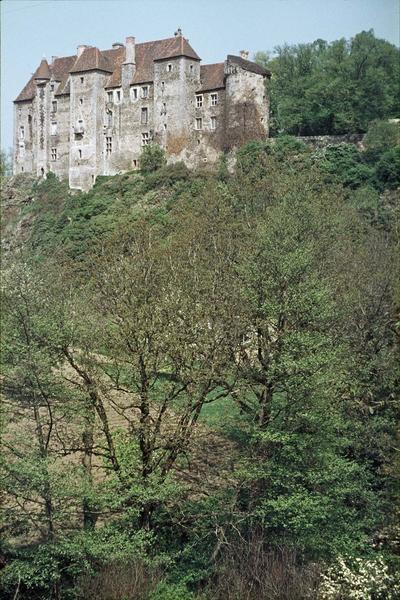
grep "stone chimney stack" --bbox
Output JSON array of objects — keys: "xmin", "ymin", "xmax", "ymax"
[
  {"xmin": 122, "ymin": 36, "xmax": 136, "ymax": 92},
  {"xmin": 239, "ymin": 50, "xmax": 249, "ymax": 60},
  {"xmin": 124, "ymin": 36, "xmax": 136, "ymax": 64},
  {"xmin": 77, "ymin": 45, "xmax": 89, "ymax": 57}
]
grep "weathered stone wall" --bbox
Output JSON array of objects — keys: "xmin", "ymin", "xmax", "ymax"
[
  {"xmin": 224, "ymin": 61, "xmax": 269, "ymax": 150},
  {"xmin": 13, "ymin": 101, "xmax": 34, "ymax": 174},
  {"xmin": 49, "ymin": 92, "xmax": 70, "ymax": 180}
]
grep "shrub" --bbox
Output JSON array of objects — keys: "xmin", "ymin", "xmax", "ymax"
[
  {"xmin": 319, "ymin": 555, "xmax": 400, "ymax": 600},
  {"xmin": 140, "ymin": 144, "xmax": 167, "ymax": 173}
]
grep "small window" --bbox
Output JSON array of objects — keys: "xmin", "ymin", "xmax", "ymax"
[
  {"xmin": 141, "ymin": 86, "xmax": 149, "ymax": 99},
  {"xmin": 162, "ymin": 102, "xmax": 167, "ymax": 115},
  {"xmin": 190, "ymin": 65, "xmax": 193, "ymax": 73},
  {"xmin": 19, "ymin": 126, "xmax": 25, "ymax": 140},
  {"xmin": 161, "ymin": 81, "xmax": 165, "ymax": 92},
  {"xmin": 80, "ymin": 76, "xmax": 84, "ymax": 83},
  {"xmin": 107, "ymin": 91, "xmax": 113, "ymax": 102},
  {"xmin": 107, "ymin": 111, "xmax": 113, "ymax": 127},
  {"xmin": 115, "ymin": 90, "xmax": 121, "ymax": 103},
  {"xmin": 211, "ymin": 93, "xmax": 218, "ymax": 106},
  {"xmin": 52, "ymin": 100, "xmax": 57, "ymax": 113},
  {"xmin": 51, "ymin": 147, "xmax": 57, "ymax": 161},
  {"xmin": 78, "ymin": 149, "xmax": 82, "ymax": 159},
  {"xmin": 50, "ymin": 84, "xmax": 54, "ymax": 92},
  {"xmin": 163, "ymin": 123, "xmax": 167, "ymax": 130},
  {"xmin": 106, "ymin": 136, "xmax": 112, "ymax": 156},
  {"xmin": 210, "ymin": 116, "xmax": 217, "ymax": 130},
  {"xmin": 133, "ymin": 159, "xmax": 138, "ymax": 168},
  {"xmin": 196, "ymin": 95, "xmax": 203, "ymax": 108},
  {"xmin": 51, "ymin": 122, "xmax": 57, "ymax": 135},
  {"xmin": 195, "ymin": 118, "xmax": 202, "ymax": 130},
  {"xmin": 167, "ymin": 63, "xmax": 172, "ymax": 72},
  {"xmin": 79, "ymin": 98, "xmax": 83, "ymax": 105},
  {"xmin": 131, "ymin": 87, "xmax": 138, "ymax": 100},
  {"xmin": 141, "ymin": 132, "xmax": 149, "ymax": 146},
  {"xmin": 141, "ymin": 107, "xmax": 148, "ymax": 124}
]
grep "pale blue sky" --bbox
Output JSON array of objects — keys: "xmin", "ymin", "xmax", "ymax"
[{"xmin": 2, "ymin": 0, "xmax": 399, "ymax": 150}]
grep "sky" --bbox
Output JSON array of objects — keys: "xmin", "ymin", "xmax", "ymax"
[{"xmin": 1, "ymin": 0, "xmax": 399, "ymax": 150}]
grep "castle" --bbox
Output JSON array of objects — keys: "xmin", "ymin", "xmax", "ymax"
[{"xmin": 13, "ymin": 30, "xmax": 270, "ymax": 191}]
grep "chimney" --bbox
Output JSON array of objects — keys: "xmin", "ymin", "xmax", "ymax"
[
  {"xmin": 239, "ymin": 50, "xmax": 249, "ymax": 60},
  {"xmin": 77, "ymin": 44, "xmax": 89, "ymax": 57},
  {"xmin": 122, "ymin": 36, "xmax": 136, "ymax": 92},
  {"xmin": 124, "ymin": 36, "xmax": 135, "ymax": 64},
  {"xmin": 112, "ymin": 42, "xmax": 124, "ymax": 49}
]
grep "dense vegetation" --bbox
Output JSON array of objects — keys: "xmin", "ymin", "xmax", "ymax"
[
  {"xmin": 255, "ymin": 30, "xmax": 400, "ymax": 136},
  {"xmin": 1, "ymin": 123, "xmax": 399, "ymax": 599}
]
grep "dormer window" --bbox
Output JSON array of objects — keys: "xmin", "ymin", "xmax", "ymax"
[
  {"xmin": 196, "ymin": 95, "xmax": 203, "ymax": 108},
  {"xmin": 115, "ymin": 89, "xmax": 122, "ymax": 103},
  {"xmin": 211, "ymin": 93, "xmax": 218, "ymax": 106},
  {"xmin": 141, "ymin": 86, "xmax": 149, "ymax": 99},
  {"xmin": 107, "ymin": 91, "xmax": 113, "ymax": 102},
  {"xmin": 131, "ymin": 87, "xmax": 138, "ymax": 101}
]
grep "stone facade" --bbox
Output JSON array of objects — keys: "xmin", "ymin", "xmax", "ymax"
[{"xmin": 13, "ymin": 31, "xmax": 271, "ymax": 191}]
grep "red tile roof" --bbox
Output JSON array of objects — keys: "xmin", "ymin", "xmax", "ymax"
[
  {"xmin": 34, "ymin": 58, "xmax": 51, "ymax": 80},
  {"xmin": 227, "ymin": 55, "xmax": 271, "ymax": 77},
  {"xmin": 69, "ymin": 46, "xmax": 113, "ymax": 73},
  {"xmin": 198, "ymin": 63, "xmax": 225, "ymax": 92}
]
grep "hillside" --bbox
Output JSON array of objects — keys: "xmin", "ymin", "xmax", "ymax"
[{"xmin": 1, "ymin": 132, "xmax": 399, "ymax": 600}]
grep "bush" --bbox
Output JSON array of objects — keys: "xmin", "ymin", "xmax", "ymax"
[
  {"xmin": 149, "ymin": 581, "xmax": 195, "ymax": 600},
  {"xmin": 140, "ymin": 144, "xmax": 167, "ymax": 173}
]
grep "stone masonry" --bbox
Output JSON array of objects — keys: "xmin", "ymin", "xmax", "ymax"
[{"xmin": 13, "ymin": 30, "xmax": 271, "ymax": 191}]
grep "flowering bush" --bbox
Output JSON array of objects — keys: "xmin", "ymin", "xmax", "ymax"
[{"xmin": 319, "ymin": 555, "xmax": 400, "ymax": 599}]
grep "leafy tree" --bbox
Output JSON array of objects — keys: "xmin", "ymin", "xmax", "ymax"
[{"xmin": 140, "ymin": 144, "xmax": 167, "ymax": 173}]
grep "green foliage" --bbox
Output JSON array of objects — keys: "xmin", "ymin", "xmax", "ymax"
[
  {"xmin": 149, "ymin": 582, "xmax": 195, "ymax": 600},
  {"xmin": 257, "ymin": 30, "xmax": 400, "ymax": 135},
  {"xmin": 140, "ymin": 144, "xmax": 167, "ymax": 173}
]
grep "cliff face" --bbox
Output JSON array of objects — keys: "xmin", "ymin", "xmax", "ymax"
[{"xmin": 1, "ymin": 173, "xmax": 38, "ymax": 254}]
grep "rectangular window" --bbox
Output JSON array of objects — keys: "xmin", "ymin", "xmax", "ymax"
[
  {"xmin": 195, "ymin": 118, "xmax": 202, "ymax": 130},
  {"xmin": 107, "ymin": 111, "xmax": 113, "ymax": 127},
  {"xmin": 131, "ymin": 87, "xmax": 138, "ymax": 100},
  {"xmin": 19, "ymin": 126, "xmax": 25, "ymax": 139},
  {"xmin": 141, "ymin": 107, "xmax": 148, "ymax": 124},
  {"xmin": 210, "ymin": 116, "xmax": 217, "ymax": 130},
  {"xmin": 107, "ymin": 91, "xmax": 113, "ymax": 102},
  {"xmin": 52, "ymin": 100, "xmax": 57, "ymax": 113},
  {"xmin": 80, "ymin": 76, "xmax": 84, "ymax": 83},
  {"xmin": 115, "ymin": 90, "xmax": 121, "ymax": 103},
  {"xmin": 51, "ymin": 147, "xmax": 57, "ymax": 161},
  {"xmin": 50, "ymin": 84, "xmax": 54, "ymax": 92},
  {"xmin": 190, "ymin": 65, "xmax": 193, "ymax": 73},
  {"xmin": 196, "ymin": 94, "xmax": 203, "ymax": 108},
  {"xmin": 141, "ymin": 132, "xmax": 149, "ymax": 146},
  {"xmin": 78, "ymin": 149, "xmax": 82, "ymax": 159},
  {"xmin": 141, "ymin": 86, "xmax": 149, "ymax": 99},
  {"xmin": 106, "ymin": 136, "xmax": 112, "ymax": 156},
  {"xmin": 167, "ymin": 63, "xmax": 172, "ymax": 72},
  {"xmin": 211, "ymin": 93, "xmax": 218, "ymax": 106},
  {"xmin": 51, "ymin": 122, "xmax": 57, "ymax": 135},
  {"xmin": 79, "ymin": 98, "xmax": 83, "ymax": 105}
]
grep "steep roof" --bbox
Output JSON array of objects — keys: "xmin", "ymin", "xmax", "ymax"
[
  {"xmin": 105, "ymin": 36, "xmax": 200, "ymax": 88},
  {"xmin": 34, "ymin": 58, "xmax": 51, "ymax": 80},
  {"xmin": 198, "ymin": 63, "xmax": 225, "ymax": 92},
  {"xmin": 227, "ymin": 55, "xmax": 271, "ymax": 77},
  {"xmin": 69, "ymin": 46, "xmax": 113, "ymax": 73}
]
